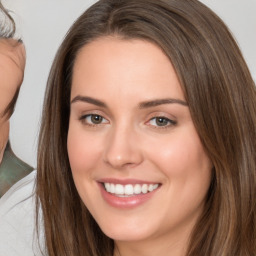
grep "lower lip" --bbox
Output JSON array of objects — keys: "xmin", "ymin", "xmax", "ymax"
[{"xmin": 98, "ymin": 183, "xmax": 159, "ymax": 209}]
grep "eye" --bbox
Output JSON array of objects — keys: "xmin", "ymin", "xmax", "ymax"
[
  {"xmin": 148, "ymin": 116, "xmax": 176, "ymax": 127},
  {"xmin": 80, "ymin": 114, "xmax": 108, "ymax": 125}
]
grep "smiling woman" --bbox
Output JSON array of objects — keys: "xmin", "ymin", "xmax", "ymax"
[
  {"xmin": 36, "ymin": 0, "xmax": 256, "ymax": 255},
  {"xmin": 67, "ymin": 38, "xmax": 213, "ymax": 249},
  {"xmin": 0, "ymin": 0, "xmax": 255, "ymax": 255}
]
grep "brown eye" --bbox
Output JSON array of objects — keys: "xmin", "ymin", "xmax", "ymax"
[
  {"xmin": 148, "ymin": 117, "xmax": 176, "ymax": 127},
  {"xmin": 80, "ymin": 114, "xmax": 108, "ymax": 125},
  {"xmin": 91, "ymin": 114, "xmax": 103, "ymax": 124},
  {"xmin": 155, "ymin": 117, "xmax": 169, "ymax": 126}
]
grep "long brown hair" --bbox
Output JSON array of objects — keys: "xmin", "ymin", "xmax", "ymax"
[{"xmin": 36, "ymin": 0, "xmax": 256, "ymax": 255}]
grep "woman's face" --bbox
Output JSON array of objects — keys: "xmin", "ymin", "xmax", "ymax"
[{"xmin": 68, "ymin": 37, "xmax": 212, "ymax": 245}]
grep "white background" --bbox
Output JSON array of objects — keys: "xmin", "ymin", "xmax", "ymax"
[{"xmin": 3, "ymin": 0, "xmax": 256, "ymax": 168}]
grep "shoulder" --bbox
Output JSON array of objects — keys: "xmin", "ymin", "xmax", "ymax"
[
  {"xmin": 0, "ymin": 144, "xmax": 34, "ymax": 197},
  {"xmin": 0, "ymin": 171, "xmax": 44, "ymax": 256},
  {"xmin": 0, "ymin": 170, "xmax": 36, "ymax": 210}
]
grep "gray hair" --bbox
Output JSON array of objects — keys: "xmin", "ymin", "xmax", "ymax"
[{"xmin": 0, "ymin": 2, "xmax": 16, "ymax": 38}]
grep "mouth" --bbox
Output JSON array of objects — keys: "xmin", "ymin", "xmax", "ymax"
[
  {"xmin": 103, "ymin": 182, "xmax": 160, "ymax": 197},
  {"xmin": 98, "ymin": 179, "xmax": 161, "ymax": 208}
]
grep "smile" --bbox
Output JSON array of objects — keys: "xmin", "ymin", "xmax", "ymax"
[{"xmin": 104, "ymin": 183, "xmax": 159, "ymax": 197}]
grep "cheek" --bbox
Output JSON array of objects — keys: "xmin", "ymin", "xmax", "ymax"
[
  {"xmin": 144, "ymin": 125, "xmax": 212, "ymax": 203},
  {"xmin": 67, "ymin": 125, "xmax": 102, "ymax": 183},
  {"xmin": 67, "ymin": 125, "xmax": 103, "ymax": 206},
  {"xmin": 144, "ymin": 129, "xmax": 212, "ymax": 228},
  {"xmin": 149, "ymin": 126, "xmax": 212, "ymax": 176}
]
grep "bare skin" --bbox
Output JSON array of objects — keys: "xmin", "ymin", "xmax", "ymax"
[{"xmin": 0, "ymin": 39, "xmax": 26, "ymax": 162}]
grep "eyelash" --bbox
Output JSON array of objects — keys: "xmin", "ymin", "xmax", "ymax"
[
  {"xmin": 79, "ymin": 114, "xmax": 177, "ymax": 128},
  {"xmin": 79, "ymin": 114, "xmax": 108, "ymax": 126},
  {"xmin": 147, "ymin": 116, "xmax": 177, "ymax": 129}
]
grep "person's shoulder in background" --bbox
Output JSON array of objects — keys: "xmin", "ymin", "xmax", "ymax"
[
  {"xmin": 0, "ymin": 170, "xmax": 44, "ymax": 256},
  {"xmin": 0, "ymin": 142, "xmax": 34, "ymax": 197}
]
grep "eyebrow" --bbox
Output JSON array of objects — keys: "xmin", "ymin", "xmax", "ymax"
[
  {"xmin": 71, "ymin": 96, "xmax": 107, "ymax": 107},
  {"xmin": 139, "ymin": 98, "xmax": 188, "ymax": 108},
  {"xmin": 71, "ymin": 95, "xmax": 188, "ymax": 108}
]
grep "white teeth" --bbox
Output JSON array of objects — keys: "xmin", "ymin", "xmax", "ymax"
[
  {"xmin": 141, "ymin": 184, "xmax": 148, "ymax": 194},
  {"xmin": 124, "ymin": 184, "xmax": 133, "ymax": 195},
  {"xmin": 134, "ymin": 184, "xmax": 142, "ymax": 194},
  {"xmin": 104, "ymin": 183, "xmax": 159, "ymax": 196},
  {"xmin": 148, "ymin": 184, "xmax": 154, "ymax": 192},
  {"xmin": 153, "ymin": 184, "xmax": 158, "ymax": 190},
  {"xmin": 115, "ymin": 184, "xmax": 124, "ymax": 195},
  {"xmin": 110, "ymin": 184, "xmax": 115, "ymax": 194}
]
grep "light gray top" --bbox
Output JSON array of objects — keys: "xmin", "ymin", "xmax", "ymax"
[{"xmin": 0, "ymin": 171, "xmax": 45, "ymax": 256}]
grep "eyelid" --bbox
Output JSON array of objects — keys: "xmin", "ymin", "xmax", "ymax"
[
  {"xmin": 77, "ymin": 109, "xmax": 106, "ymax": 119},
  {"xmin": 145, "ymin": 113, "xmax": 177, "ymax": 129},
  {"xmin": 80, "ymin": 114, "xmax": 108, "ymax": 121}
]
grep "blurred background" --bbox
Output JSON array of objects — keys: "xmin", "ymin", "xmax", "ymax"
[{"xmin": 2, "ymin": 0, "xmax": 256, "ymax": 167}]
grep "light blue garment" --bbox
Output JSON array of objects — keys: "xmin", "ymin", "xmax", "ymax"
[{"xmin": 0, "ymin": 171, "xmax": 45, "ymax": 256}]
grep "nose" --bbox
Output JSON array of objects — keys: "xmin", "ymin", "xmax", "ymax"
[{"xmin": 103, "ymin": 124, "xmax": 143, "ymax": 170}]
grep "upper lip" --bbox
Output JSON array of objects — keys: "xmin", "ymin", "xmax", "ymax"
[{"xmin": 97, "ymin": 178, "xmax": 160, "ymax": 185}]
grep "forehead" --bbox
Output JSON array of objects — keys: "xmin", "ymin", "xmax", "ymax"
[{"xmin": 71, "ymin": 36, "xmax": 184, "ymax": 101}]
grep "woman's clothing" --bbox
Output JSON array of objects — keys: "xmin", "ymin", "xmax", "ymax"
[
  {"xmin": 0, "ymin": 171, "xmax": 44, "ymax": 256},
  {"xmin": 0, "ymin": 143, "xmax": 34, "ymax": 198}
]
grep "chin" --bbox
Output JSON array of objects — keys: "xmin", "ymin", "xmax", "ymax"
[
  {"xmin": 95, "ymin": 215, "xmax": 157, "ymax": 242},
  {"xmin": 102, "ymin": 228, "xmax": 151, "ymax": 242}
]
